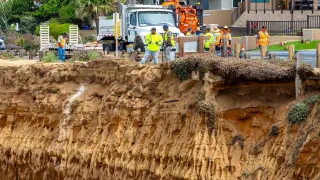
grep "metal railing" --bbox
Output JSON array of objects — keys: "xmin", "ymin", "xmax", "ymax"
[
  {"xmin": 307, "ymin": 15, "xmax": 320, "ymax": 28},
  {"xmin": 246, "ymin": 14, "xmax": 320, "ymax": 36},
  {"xmin": 246, "ymin": 20, "xmax": 308, "ymax": 36},
  {"xmin": 231, "ymin": 2, "xmax": 245, "ymax": 24}
]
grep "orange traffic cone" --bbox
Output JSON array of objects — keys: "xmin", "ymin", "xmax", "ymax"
[{"xmin": 241, "ymin": 44, "xmax": 245, "ymax": 51}]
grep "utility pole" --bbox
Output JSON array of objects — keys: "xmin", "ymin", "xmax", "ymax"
[
  {"xmin": 291, "ymin": 0, "xmax": 294, "ymax": 33},
  {"xmin": 115, "ymin": 0, "xmax": 120, "ymax": 57},
  {"xmin": 115, "ymin": 12, "xmax": 119, "ymax": 57}
]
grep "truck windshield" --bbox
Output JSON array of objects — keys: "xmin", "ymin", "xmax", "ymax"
[{"xmin": 138, "ymin": 11, "xmax": 175, "ymax": 27}]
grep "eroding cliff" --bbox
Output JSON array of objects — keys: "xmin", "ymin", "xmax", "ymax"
[{"xmin": 0, "ymin": 58, "xmax": 319, "ymax": 180}]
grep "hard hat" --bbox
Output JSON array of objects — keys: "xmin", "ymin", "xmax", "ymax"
[
  {"xmin": 213, "ymin": 26, "xmax": 220, "ymax": 33},
  {"xmin": 223, "ymin": 26, "xmax": 229, "ymax": 30},
  {"xmin": 163, "ymin": 24, "xmax": 169, "ymax": 29},
  {"xmin": 151, "ymin": 27, "xmax": 156, "ymax": 31},
  {"xmin": 196, "ymin": 27, "xmax": 200, "ymax": 31}
]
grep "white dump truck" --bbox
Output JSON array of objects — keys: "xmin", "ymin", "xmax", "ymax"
[{"xmin": 97, "ymin": 2, "xmax": 183, "ymax": 52}]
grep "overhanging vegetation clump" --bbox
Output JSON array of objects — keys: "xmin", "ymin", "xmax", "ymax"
[
  {"xmin": 288, "ymin": 95, "xmax": 320, "ymax": 124},
  {"xmin": 172, "ymin": 54, "xmax": 296, "ymax": 82}
]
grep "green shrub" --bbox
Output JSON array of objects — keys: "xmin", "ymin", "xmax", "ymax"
[
  {"xmin": 24, "ymin": 40, "xmax": 39, "ymax": 51},
  {"xmin": 17, "ymin": 37, "xmax": 24, "ymax": 47},
  {"xmin": 88, "ymin": 51, "xmax": 101, "ymax": 61},
  {"xmin": 42, "ymin": 52, "xmax": 57, "ymax": 63},
  {"xmin": 20, "ymin": 16, "xmax": 37, "ymax": 34},
  {"xmin": 72, "ymin": 51, "xmax": 101, "ymax": 62},
  {"xmin": 0, "ymin": 53, "xmax": 15, "ymax": 60},
  {"xmin": 303, "ymin": 95, "xmax": 320, "ymax": 106},
  {"xmin": 288, "ymin": 103, "xmax": 310, "ymax": 124},
  {"xmin": 59, "ymin": 4, "xmax": 76, "ymax": 23},
  {"xmin": 35, "ymin": 19, "xmax": 71, "ymax": 39},
  {"xmin": 81, "ymin": 35, "xmax": 96, "ymax": 44}
]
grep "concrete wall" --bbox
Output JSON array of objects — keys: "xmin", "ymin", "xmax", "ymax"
[
  {"xmin": 303, "ymin": 29, "xmax": 320, "ymax": 41},
  {"xmin": 250, "ymin": 3, "xmax": 271, "ymax": 10},
  {"xmin": 221, "ymin": 0, "xmax": 233, "ymax": 9},
  {"xmin": 209, "ymin": 0, "xmax": 233, "ymax": 10},
  {"xmin": 204, "ymin": 10, "xmax": 234, "ymax": 27}
]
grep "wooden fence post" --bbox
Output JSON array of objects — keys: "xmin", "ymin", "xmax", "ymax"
[
  {"xmin": 39, "ymin": 51, "xmax": 44, "ymax": 61},
  {"xmin": 235, "ymin": 43, "xmax": 241, "ymax": 58},
  {"xmin": 28, "ymin": 51, "xmax": 33, "ymax": 60},
  {"xmin": 209, "ymin": 43, "xmax": 216, "ymax": 55},
  {"xmin": 288, "ymin": 45, "xmax": 295, "ymax": 61},
  {"xmin": 317, "ymin": 43, "xmax": 320, "ymax": 68},
  {"xmin": 295, "ymin": 53, "xmax": 303, "ymax": 99},
  {"xmin": 179, "ymin": 37, "xmax": 184, "ymax": 57},
  {"xmin": 198, "ymin": 36, "xmax": 204, "ymax": 53}
]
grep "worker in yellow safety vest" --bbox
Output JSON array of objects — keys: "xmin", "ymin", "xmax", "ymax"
[
  {"xmin": 186, "ymin": 28, "xmax": 193, "ymax": 36},
  {"xmin": 204, "ymin": 28, "xmax": 214, "ymax": 52},
  {"xmin": 163, "ymin": 24, "xmax": 175, "ymax": 62},
  {"xmin": 57, "ymin": 32, "xmax": 67, "ymax": 62},
  {"xmin": 139, "ymin": 27, "xmax": 163, "ymax": 64},
  {"xmin": 220, "ymin": 26, "xmax": 232, "ymax": 57},
  {"xmin": 213, "ymin": 26, "xmax": 221, "ymax": 51},
  {"xmin": 256, "ymin": 26, "xmax": 270, "ymax": 60}
]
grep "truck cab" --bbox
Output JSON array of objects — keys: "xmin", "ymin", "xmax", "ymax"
[{"xmin": 121, "ymin": 4, "xmax": 184, "ymax": 52}]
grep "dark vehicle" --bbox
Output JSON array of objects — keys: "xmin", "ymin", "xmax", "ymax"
[
  {"xmin": 294, "ymin": 0, "xmax": 320, "ymax": 10},
  {"xmin": 0, "ymin": 39, "xmax": 5, "ymax": 50}
]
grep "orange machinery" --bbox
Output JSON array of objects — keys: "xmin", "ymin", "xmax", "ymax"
[{"xmin": 162, "ymin": 0, "xmax": 200, "ymax": 35}]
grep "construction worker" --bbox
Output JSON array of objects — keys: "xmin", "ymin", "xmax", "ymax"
[
  {"xmin": 163, "ymin": 24, "xmax": 175, "ymax": 62},
  {"xmin": 256, "ymin": 26, "xmax": 270, "ymax": 60},
  {"xmin": 195, "ymin": 27, "xmax": 202, "ymax": 36},
  {"xmin": 213, "ymin": 26, "xmax": 221, "ymax": 51},
  {"xmin": 220, "ymin": 26, "xmax": 232, "ymax": 57},
  {"xmin": 186, "ymin": 28, "xmax": 193, "ymax": 36},
  {"xmin": 57, "ymin": 32, "xmax": 67, "ymax": 62},
  {"xmin": 204, "ymin": 28, "xmax": 214, "ymax": 52},
  {"xmin": 139, "ymin": 27, "xmax": 163, "ymax": 64}
]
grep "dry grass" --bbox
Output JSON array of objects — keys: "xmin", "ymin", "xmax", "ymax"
[{"xmin": 172, "ymin": 54, "xmax": 296, "ymax": 83}]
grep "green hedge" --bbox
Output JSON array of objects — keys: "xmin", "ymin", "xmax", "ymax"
[
  {"xmin": 35, "ymin": 19, "xmax": 72, "ymax": 39},
  {"xmin": 288, "ymin": 95, "xmax": 320, "ymax": 124}
]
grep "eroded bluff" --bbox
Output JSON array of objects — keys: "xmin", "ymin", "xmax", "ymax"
[{"xmin": 0, "ymin": 59, "xmax": 319, "ymax": 180}]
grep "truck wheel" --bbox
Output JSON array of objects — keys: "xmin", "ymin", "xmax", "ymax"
[{"xmin": 133, "ymin": 36, "xmax": 145, "ymax": 52}]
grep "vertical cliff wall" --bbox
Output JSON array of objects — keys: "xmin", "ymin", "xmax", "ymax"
[{"xmin": 0, "ymin": 59, "xmax": 319, "ymax": 180}]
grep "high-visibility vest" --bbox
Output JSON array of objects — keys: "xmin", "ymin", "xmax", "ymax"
[
  {"xmin": 258, "ymin": 31, "xmax": 269, "ymax": 45},
  {"xmin": 164, "ymin": 30, "xmax": 175, "ymax": 46},
  {"xmin": 220, "ymin": 33, "xmax": 231, "ymax": 46},
  {"xmin": 214, "ymin": 32, "xmax": 221, "ymax": 45},
  {"xmin": 186, "ymin": 32, "xmax": 192, "ymax": 36},
  {"xmin": 57, "ymin": 35, "xmax": 66, "ymax": 48},
  {"xmin": 204, "ymin": 32, "xmax": 214, "ymax": 48},
  {"xmin": 145, "ymin": 33, "xmax": 163, "ymax": 52}
]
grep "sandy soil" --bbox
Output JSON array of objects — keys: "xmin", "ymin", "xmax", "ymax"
[
  {"xmin": 0, "ymin": 59, "xmax": 318, "ymax": 179},
  {"xmin": 0, "ymin": 58, "xmax": 38, "ymax": 66}
]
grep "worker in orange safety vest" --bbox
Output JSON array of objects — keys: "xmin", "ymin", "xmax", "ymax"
[
  {"xmin": 256, "ymin": 26, "xmax": 270, "ymax": 60},
  {"xmin": 219, "ymin": 26, "xmax": 232, "ymax": 57}
]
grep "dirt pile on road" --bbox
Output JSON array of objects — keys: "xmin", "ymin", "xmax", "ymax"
[{"xmin": 0, "ymin": 57, "xmax": 319, "ymax": 179}]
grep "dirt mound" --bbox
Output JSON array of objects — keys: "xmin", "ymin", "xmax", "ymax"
[{"xmin": 0, "ymin": 57, "xmax": 319, "ymax": 179}]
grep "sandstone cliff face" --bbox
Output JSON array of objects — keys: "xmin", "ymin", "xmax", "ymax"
[{"xmin": 0, "ymin": 59, "xmax": 319, "ymax": 180}]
